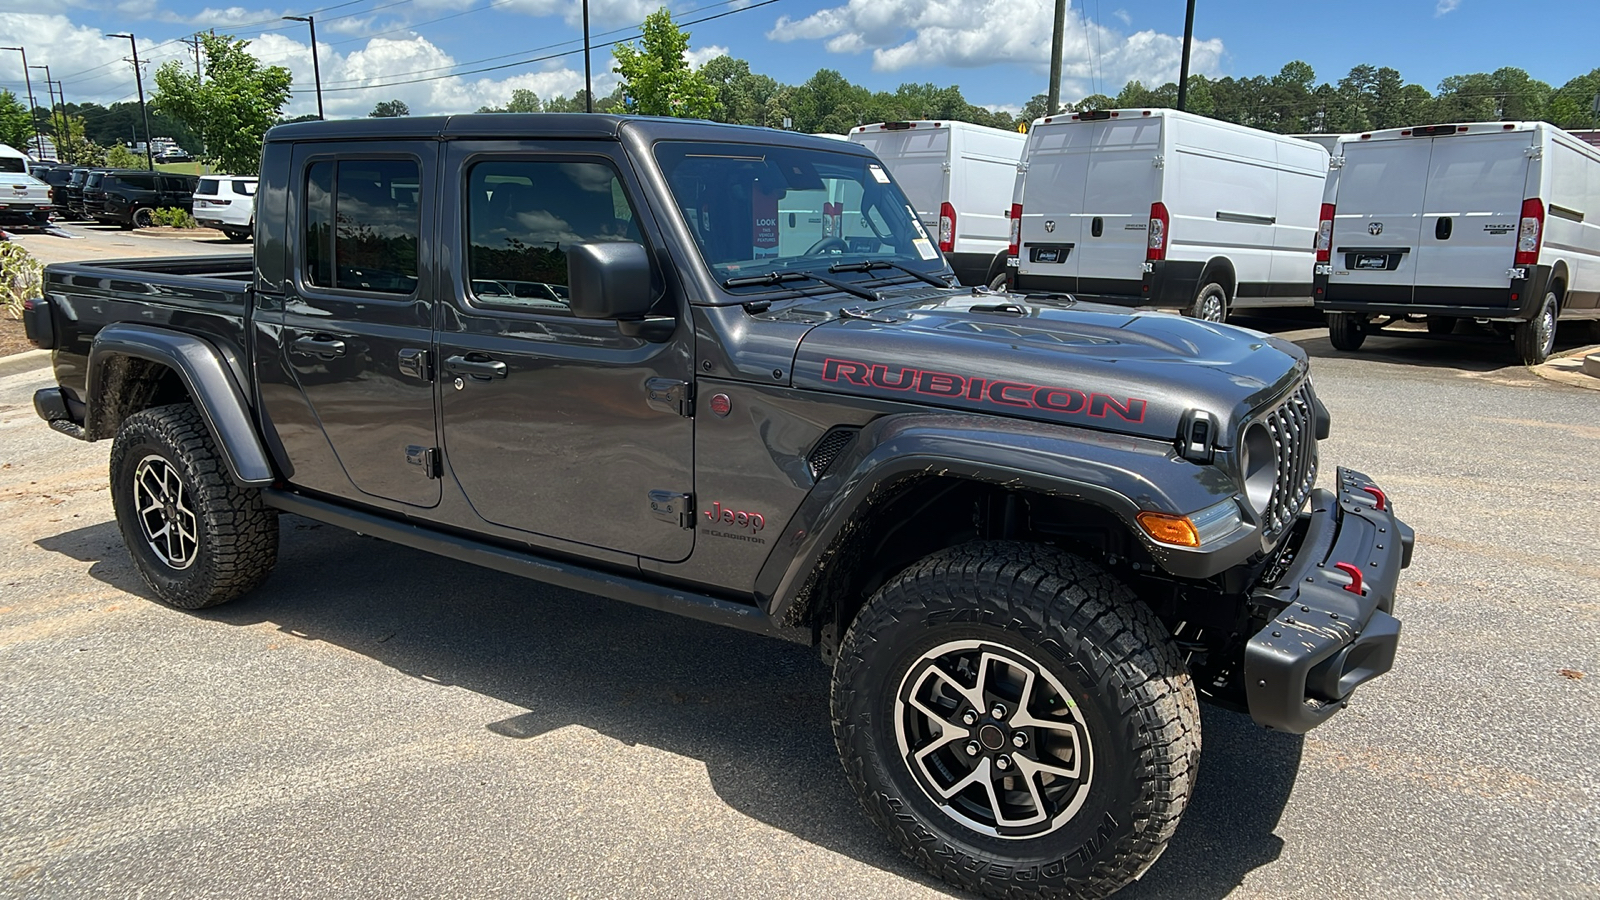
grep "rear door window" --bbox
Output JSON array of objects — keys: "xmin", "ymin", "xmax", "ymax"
[{"xmin": 304, "ymin": 158, "xmax": 421, "ymax": 296}]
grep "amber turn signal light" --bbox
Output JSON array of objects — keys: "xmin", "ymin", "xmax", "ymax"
[{"xmin": 1135, "ymin": 511, "xmax": 1201, "ymax": 548}]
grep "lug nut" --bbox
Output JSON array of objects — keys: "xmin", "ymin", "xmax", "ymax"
[
  {"xmin": 990, "ymin": 704, "xmax": 1007, "ymax": 720},
  {"xmin": 961, "ymin": 709, "xmax": 978, "ymax": 726},
  {"xmin": 1012, "ymin": 732, "xmax": 1028, "ymax": 748},
  {"xmin": 995, "ymin": 755, "xmax": 1012, "ymax": 771},
  {"xmin": 965, "ymin": 741, "xmax": 981, "ymax": 757}
]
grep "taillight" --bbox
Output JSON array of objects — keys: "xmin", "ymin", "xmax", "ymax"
[
  {"xmin": 1146, "ymin": 202, "xmax": 1169, "ymax": 262},
  {"xmin": 1515, "ymin": 198, "xmax": 1544, "ymax": 266},
  {"xmin": 938, "ymin": 201, "xmax": 956, "ymax": 252},
  {"xmin": 1315, "ymin": 203, "xmax": 1335, "ymax": 263},
  {"xmin": 1008, "ymin": 203, "xmax": 1022, "ymax": 255}
]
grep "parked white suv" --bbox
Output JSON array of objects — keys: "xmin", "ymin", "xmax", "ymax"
[{"xmin": 192, "ymin": 175, "xmax": 257, "ymax": 242}]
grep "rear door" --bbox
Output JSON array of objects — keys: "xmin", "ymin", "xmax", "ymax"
[
  {"xmin": 1075, "ymin": 117, "xmax": 1163, "ymax": 294},
  {"xmin": 1327, "ymin": 139, "xmax": 1432, "ymax": 304},
  {"xmin": 851, "ymin": 127, "xmax": 950, "ymax": 235},
  {"xmin": 1016, "ymin": 123, "xmax": 1091, "ymax": 284},
  {"xmin": 1412, "ymin": 132, "xmax": 1531, "ymax": 305}
]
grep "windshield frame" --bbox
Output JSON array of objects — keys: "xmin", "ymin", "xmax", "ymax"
[{"xmin": 650, "ymin": 138, "xmax": 952, "ymax": 303}]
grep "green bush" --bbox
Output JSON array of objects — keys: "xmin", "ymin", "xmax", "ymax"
[
  {"xmin": 150, "ymin": 208, "xmax": 198, "ymax": 229},
  {"xmin": 0, "ymin": 242, "xmax": 43, "ymax": 319}
]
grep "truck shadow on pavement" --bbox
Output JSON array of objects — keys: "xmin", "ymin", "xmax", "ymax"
[{"xmin": 39, "ymin": 516, "xmax": 1304, "ymax": 900}]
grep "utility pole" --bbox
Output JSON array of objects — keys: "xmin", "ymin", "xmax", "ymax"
[
  {"xmin": 1176, "ymin": 0, "xmax": 1196, "ymax": 111},
  {"xmin": 29, "ymin": 64, "xmax": 57, "ymax": 157},
  {"xmin": 182, "ymin": 35, "xmax": 203, "ymax": 82},
  {"xmin": 53, "ymin": 79, "xmax": 72, "ymax": 160},
  {"xmin": 1045, "ymin": 0, "xmax": 1066, "ymax": 116},
  {"xmin": 107, "ymin": 33, "xmax": 155, "ymax": 170},
  {"xmin": 582, "ymin": 0, "xmax": 593, "ymax": 112},
  {"xmin": 1, "ymin": 46, "xmax": 45, "ymax": 158},
  {"xmin": 283, "ymin": 16, "xmax": 325, "ymax": 119}
]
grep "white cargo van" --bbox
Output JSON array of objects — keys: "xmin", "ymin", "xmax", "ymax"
[
  {"xmin": 1314, "ymin": 121, "xmax": 1600, "ymax": 364},
  {"xmin": 849, "ymin": 120, "xmax": 1026, "ymax": 286},
  {"xmin": 1007, "ymin": 108, "xmax": 1329, "ymax": 321}
]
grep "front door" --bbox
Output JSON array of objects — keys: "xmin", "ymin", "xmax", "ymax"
[
  {"xmin": 435, "ymin": 141, "xmax": 695, "ymax": 562},
  {"xmin": 269, "ymin": 142, "xmax": 441, "ymax": 508}
]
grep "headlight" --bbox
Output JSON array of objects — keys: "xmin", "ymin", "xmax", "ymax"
[
  {"xmin": 1240, "ymin": 422, "xmax": 1275, "ymax": 517},
  {"xmin": 1136, "ymin": 498, "xmax": 1246, "ymax": 548}
]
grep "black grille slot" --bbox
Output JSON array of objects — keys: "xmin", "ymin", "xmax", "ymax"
[
  {"xmin": 1261, "ymin": 380, "xmax": 1319, "ymax": 536},
  {"xmin": 807, "ymin": 427, "xmax": 859, "ymax": 478}
]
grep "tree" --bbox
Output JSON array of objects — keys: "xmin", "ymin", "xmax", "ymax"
[
  {"xmin": 369, "ymin": 99, "xmax": 410, "ymax": 118},
  {"xmin": 152, "ymin": 33, "xmax": 292, "ymax": 176},
  {"xmin": 104, "ymin": 144, "xmax": 151, "ymax": 169},
  {"xmin": 1548, "ymin": 69, "xmax": 1600, "ymax": 130},
  {"xmin": 477, "ymin": 88, "xmax": 542, "ymax": 114},
  {"xmin": 612, "ymin": 8, "xmax": 716, "ymax": 118},
  {"xmin": 0, "ymin": 90, "xmax": 32, "ymax": 150}
]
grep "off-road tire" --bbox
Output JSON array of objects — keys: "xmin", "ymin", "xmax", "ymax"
[
  {"xmin": 1328, "ymin": 312, "xmax": 1367, "ymax": 351},
  {"xmin": 109, "ymin": 404, "xmax": 278, "ymax": 609},
  {"xmin": 1514, "ymin": 290, "xmax": 1557, "ymax": 365},
  {"xmin": 1187, "ymin": 282, "xmax": 1228, "ymax": 323},
  {"xmin": 832, "ymin": 541, "xmax": 1200, "ymax": 900}
]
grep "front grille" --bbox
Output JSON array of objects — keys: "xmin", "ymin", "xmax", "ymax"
[
  {"xmin": 1261, "ymin": 380, "xmax": 1319, "ymax": 535},
  {"xmin": 807, "ymin": 427, "xmax": 858, "ymax": 478}
]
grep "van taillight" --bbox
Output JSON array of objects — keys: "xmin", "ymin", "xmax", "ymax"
[
  {"xmin": 1515, "ymin": 198, "xmax": 1544, "ymax": 266},
  {"xmin": 1146, "ymin": 202, "xmax": 1169, "ymax": 262},
  {"xmin": 938, "ymin": 202, "xmax": 956, "ymax": 252},
  {"xmin": 1315, "ymin": 203, "xmax": 1335, "ymax": 263},
  {"xmin": 1008, "ymin": 203, "xmax": 1022, "ymax": 255}
]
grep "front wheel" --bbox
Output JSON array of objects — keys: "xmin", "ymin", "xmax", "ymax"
[
  {"xmin": 110, "ymin": 404, "xmax": 278, "ymax": 609},
  {"xmin": 1328, "ymin": 311, "xmax": 1367, "ymax": 351},
  {"xmin": 131, "ymin": 207, "xmax": 156, "ymax": 228},
  {"xmin": 832, "ymin": 542, "xmax": 1199, "ymax": 900},
  {"xmin": 1514, "ymin": 290, "xmax": 1558, "ymax": 365}
]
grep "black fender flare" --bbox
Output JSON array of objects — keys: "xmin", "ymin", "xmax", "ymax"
[
  {"xmin": 87, "ymin": 323, "xmax": 275, "ymax": 486},
  {"xmin": 984, "ymin": 249, "xmax": 1013, "ymax": 288},
  {"xmin": 754, "ymin": 411, "xmax": 1257, "ymax": 625}
]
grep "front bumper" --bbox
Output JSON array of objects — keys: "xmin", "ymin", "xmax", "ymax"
[{"xmin": 1243, "ymin": 467, "xmax": 1413, "ymax": 733}]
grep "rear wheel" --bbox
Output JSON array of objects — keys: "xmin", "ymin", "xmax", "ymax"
[
  {"xmin": 1514, "ymin": 290, "xmax": 1558, "ymax": 365},
  {"xmin": 1328, "ymin": 312, "xmax": 1367, "ymax": 351},
  {"xmin": 224, "ymin": 228, "xmax": 250, "ymax": 243},
  {"xmin": 131, "ymin": 207, "xmax": 156, "ymax": 229},
  {"xmin": 1187, "ymin": 282, "xmax": 1228, "ymax": 323},
  {"xmin": 832, "ymin": 542, "xmax": 1199, "ymax": 900},
  {"xmin": 109, "ymin": 404, "xmax": 278, "ymax": 609}
]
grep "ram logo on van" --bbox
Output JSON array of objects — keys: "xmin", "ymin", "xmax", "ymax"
[{"xmin": 1368, "ymin": 222, "xmax": 1384, "ymax": 236}]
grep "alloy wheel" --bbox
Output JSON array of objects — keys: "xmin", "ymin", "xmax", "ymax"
[{"xmin": 132, "ymin": 455, "xmax": 199, "ymax": 570}]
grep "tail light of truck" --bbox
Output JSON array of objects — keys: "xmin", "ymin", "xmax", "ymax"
[
  {"xmin": 1146, "ymin": 202, "xmax": 1169, "ymax": 262},
  {"xmin": 938, "ymin": 202, "xmax": 956, "ymax": 252},
  {"xmin": 1515, "ymin": 198, "xmax": 1544, "ymax": 266},
  {"xmin": 1315, "ymin": 203, "xmax": 1335, "ymax": 263},
  {"xmin": 1008, "ymin": 203, "xmax": 1022, "ymax": 255}
]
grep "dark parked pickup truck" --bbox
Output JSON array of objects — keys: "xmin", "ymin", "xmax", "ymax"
[{"xmin": 24, "ymin": 114, "xmax": 1411, "ymax": 900}]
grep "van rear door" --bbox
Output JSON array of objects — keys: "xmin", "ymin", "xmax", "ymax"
[
  {"xmin": 1411, "ymin": 131, "xmax": 1532, "ymax": 308},
  {"xmin": 1016, "ymin": 123, "xmax": 1090, "ymax": 286},
  {"xmin": 852, "ymin": 127, "xmax": 950, "ymax": 233},
  {"xmin": 1327, "ymin": 139, "xmax": 1432, "ymax": 305},
  {"xmin": 1075, "ymin": 117, "xmax": 1162, "ymax": 295}
]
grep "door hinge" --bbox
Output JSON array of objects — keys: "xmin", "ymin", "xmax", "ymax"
[
  {"xmin": 1152, "ymin": 154, "xmax": 1166, "ymax": 169},
  {"xmin": 406, "ymin": 445, "xmax": 440, "ymax": 478},
  {"xmin": 398, "ymin": 347, "xmax": 433, "ymax": 382},
  {"xmin": 1524, "ymin": 144, "xmax": 1543, "ymax": 159},
  {"xmin": 648, "ymin": 490, "xmax": 694, "ymax": 528},
  {"xmin": 645, "ymin": 377, "xmax": 693, "ymax": 417}
]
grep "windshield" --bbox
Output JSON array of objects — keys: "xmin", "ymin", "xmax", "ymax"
[{"xmin": 653, "ymin": 140, "xmax": 945, "ymax": 289}]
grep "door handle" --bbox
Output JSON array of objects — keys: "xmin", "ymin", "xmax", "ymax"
[
  {"xmin": 1435, "ymin": 216, "xmax": 1453, "ymax": 240},
  {"xmin": 444, "ymin": 355, "xmax": 508, "ymax": 379},
  {"xmin": 291, "ymin": 334, "xmax": 346, "ymax": 358}
]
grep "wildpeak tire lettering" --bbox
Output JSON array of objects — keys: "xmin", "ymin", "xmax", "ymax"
[{"xmin": 820, "ymin": 357, "xmax": 1148, "ymax": 424}]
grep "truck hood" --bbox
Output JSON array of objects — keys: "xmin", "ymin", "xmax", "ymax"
[{"xmin": 789, "ymin": 292, "xmax": 1307, "ymax": 446}]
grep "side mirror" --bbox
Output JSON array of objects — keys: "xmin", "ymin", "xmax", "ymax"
[{"xmin": 568, "ymin": 241, "xmax": 655, "ymax": 321}]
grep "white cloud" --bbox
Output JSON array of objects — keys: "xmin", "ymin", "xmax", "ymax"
[
  {"xmin": 1113, "ymin": 8, "xmax": 1131, "ymax": 26},
  {"xmin": 1435, "ymin": 0, "xmax": 1461, "ymax": 14},
  {"xmin": 767, "ymin": 0, "xmax": 1223, "ymax": 96},
  {"xmin": 684, "ymin": 43, "xmax": 728, "ymax": 68}
]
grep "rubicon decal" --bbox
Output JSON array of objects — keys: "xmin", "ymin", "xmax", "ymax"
[{"xmin": 821, "ymin": 358, "xmax": 1148, "ymax": 424}]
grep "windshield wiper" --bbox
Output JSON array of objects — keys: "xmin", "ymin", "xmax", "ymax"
[
  {"xmin": 829, "ymin": 259, "xmax": 951, "ymax": 288},
  {"xmin": 721, "ymin": 270, "xmax": 881, "ymax": 302}
]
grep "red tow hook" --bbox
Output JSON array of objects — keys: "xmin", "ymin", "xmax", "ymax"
[
  {"xmin": 1333, "ymin": 562, "xmax": 1365, "ymax": 595},
  {"xmin": 1361, "ymin": 486, "xmax": 1387, "ymax": 510}
]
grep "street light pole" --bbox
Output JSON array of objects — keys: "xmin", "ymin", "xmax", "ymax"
[
  {"xmin": 1, "ymin": 46, "xmax": 44, "ymax": 158},
  {"xmin": 107, "ymin": 33, "xmax": 155, "ymax": 170},
  {"xmin": 283, "ymin": 16, "xmax": 324, "ymax": 119},
  {"xmin": 582, "ymin": 0, "xmax": 593, "ymax": 113},
  {"xmin": 1176, "ymin": 0, "xmax": 1197, "ymax": 112}
]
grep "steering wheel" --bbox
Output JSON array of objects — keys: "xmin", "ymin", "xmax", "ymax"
[{"xmin": 805, "ymin": 236, "xmax": 849, "ymax": 255}]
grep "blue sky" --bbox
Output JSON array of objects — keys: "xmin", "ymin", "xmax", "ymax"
[{"xmin": 0, "ymin": 0, "xmax": 1594, "ymax": 121}]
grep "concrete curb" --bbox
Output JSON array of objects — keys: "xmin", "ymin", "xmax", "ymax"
[
  {"xmin": 1531, "ymin": 345, "xmax": 1600, "ymax": 391},
  {"xmin": 0, "ymin": 348, "xmax": 49, "ymax": 378}
]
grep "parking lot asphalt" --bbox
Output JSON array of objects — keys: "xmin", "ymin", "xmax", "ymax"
[
  {"xmin": 1, "ymin": 311, "xmax": 1596, "ymax": 900},
  {"xmin": 6, "ymin": 222, "xmax": 246, "ymax": 267}
]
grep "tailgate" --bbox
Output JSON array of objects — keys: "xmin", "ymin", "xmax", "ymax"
[{"xmin": 1329, "ymin": 140, "xmax": 1431, "ymax": 300}]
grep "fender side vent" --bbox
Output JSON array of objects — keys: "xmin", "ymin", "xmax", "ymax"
[{"xmin": 807, "ymin": 427, "xmax": 859, "ymax": 478}]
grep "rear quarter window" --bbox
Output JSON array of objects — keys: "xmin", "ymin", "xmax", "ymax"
[{"xmin": 196, "ymin": 178, "xmax": 220, "ymax": 195}]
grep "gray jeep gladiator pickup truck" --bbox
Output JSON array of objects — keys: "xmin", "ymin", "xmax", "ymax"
[{"xmin": 24, "ymin": 115, "xmax": 1412, "ymax": 900}]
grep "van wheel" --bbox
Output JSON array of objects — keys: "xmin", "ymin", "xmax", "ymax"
[
  {"xmin": 109, "ymin": 404, "xmax": 278, "ymax": 609},
  {"xmin": 1426, "ymin": 316, "xmax": 1457, "ymax": 335},
  {"xmin": 1328, "ymin": 312, "xmax": 1367, "ymax": 351},
  {"xmin": 988, "ymin": 272, "xmax": 1009, "ymax": 292},
  {"xmin": 1188, "ymin": 283, "xmax": 1228, "ymax": 322},
  {"xmin": 1514, "ymin": 291, "xmax": 1558, "ymax": 365},
  {"xmin": 131, "ymin": 207, "xmax": 156, "ymax": 228},
  {"xmin": 832, "ymin": 542, "xmax": 1199, "ymax": 900}
]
